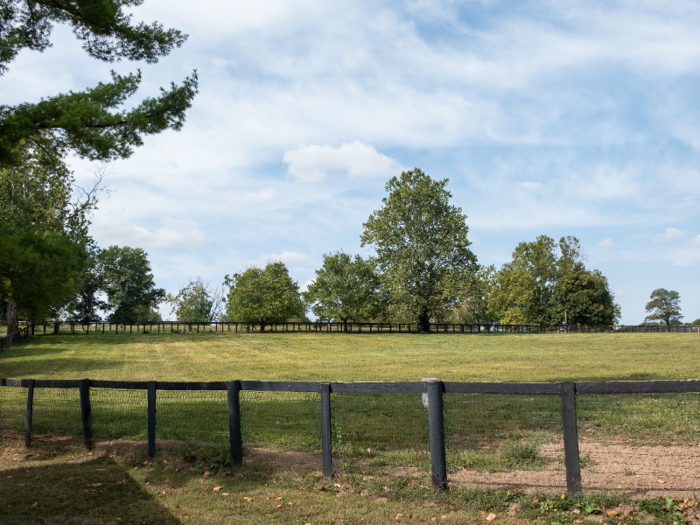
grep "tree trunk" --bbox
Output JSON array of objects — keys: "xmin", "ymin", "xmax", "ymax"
[
  {"xmin": 343, "ymin": 319, "xmax": 348, "ymax": 332},
  {"xmin": 418, "ymin": 309, "xmax": 431, "ymax": 333},
  {"xmin": 6, "ymin": 301, "xmax": 18, "ymax": 334}
]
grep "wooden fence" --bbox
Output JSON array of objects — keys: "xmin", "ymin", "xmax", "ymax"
[
  {"xmin": 2, "ymin": 377, "xmax": 700, "ymax": 495},
  {"xmin": 24, "ymin": 321, "xmax": 700, "ymax": 336},
  {"xmin": 0, "ymin": 326, "xmax": 31, "ymax": 352}
]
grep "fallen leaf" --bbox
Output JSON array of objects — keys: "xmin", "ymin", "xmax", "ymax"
[
  {"xmin": 91, "ymin": 483, "xmax": 102, "ymax": 487},
  {"xmin": 441, "ymin": 516, "xmax": 447, "ymax": 520},
  {"xmin": 487, "ymin": 513, "xmax": 496, "ymax": 521},
  {"xmin": 213, "ymin": 486, "xmax": 223, "ymax": 492},
  {"xmin": 32, "ymin": 502, "xmax": 38, "ymax": 507},
  {"xmin": 161, "ymin": 491, "xmax": 166, "ymax": 495},
  {"xmin": 24, "ymin": 453, "xmax": 39, "ymax": 459},
  {"xmin": 607, "ymin": 510, "xmax": 619, "ymax": 517},
  {"xmin": 204, "ymin": 471, "xmax": 210, "ymax": 477},
  {"xmin": 222, "ymin": 493, "xmax": 230, "ymax": 496},
  {"xmin": 397, "ymin": 514, "xmax": 403, "ymax": 519},
  {"xmin": 243, "ymin": 497, "xmax": 252, "ymax": 502},
  {"xmin": 657, "ymin": 480, "xmax": 666, "ymax": 484},
  {"xmin": 143, "ymin": 462, "xmax": 149, "ymax": 466},
  {"xmin": 277, "ymin": 505, "xmax": 282, "ymax": 508}
]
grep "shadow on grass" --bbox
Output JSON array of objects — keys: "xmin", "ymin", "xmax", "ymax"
[{"xmin": 0, "ymin": 455, "xmax": 180, "ymax": 525}]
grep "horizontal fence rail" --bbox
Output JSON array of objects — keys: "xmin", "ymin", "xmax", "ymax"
[
  {"xmin": 3, "ymin": 378, "xmax": 700, "ymax": 495},
  {"xmin": 0, "ymin": 326, "xmax": 30, "ymax": 352},
  {"xmin": 18, "ymin": 321, "xmax": 700, "ymax": 337}
]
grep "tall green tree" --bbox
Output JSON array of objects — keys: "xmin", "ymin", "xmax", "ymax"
[
  {"xmin": 447, "ymin": 264, "xmax": 498, "ymax": 326},
  {"xmin": 166, "ymin": 277, "xmax": 224, "ymax": 322},
  {"xmin": 361, "ymin": 169, "xmax": 477, "ymax": 331},
  {"xmin": 0, "ymin": 0, "xmax": 197, "ymax": 168},
  {"xmin": 225, "ymin": 262, "xmax": 305, "ymax": 332},
  {"xmin": 489, "ymin": 235, "xmax": 618, "ymax": 325},
  {"xmin": 554, "ymin": 270, "xmax": 620, "ymax": 325},
  {"xmin": 303, "ymin": 252, "xmax": 384, "ymax": 329},
  {"xmin": 66, "ymin": 246, "xmax": 106, "ymax": 323},
  {"xmin": 0, "ymin": 140, "xmax": 95, "ymax": 331},
  {"xmin": 645, "ymin": 288, "xmax": 682, "ymax": 326},
  {"xmin": 0, "ymin": 221, "xmax": 88, "ymax": 330},
  {"xmin": 97, "ymin": 245, "xmax": 165, "ymax": 324}
]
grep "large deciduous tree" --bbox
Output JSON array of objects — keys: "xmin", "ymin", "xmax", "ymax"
[
  {"xmin": 98, "ymin": 245, "xmax": 165, "ymax": 324},
  {"xmin": 0, "ymin": 140, "xmax": 96, "ymax": 332},
  {"xmin": 554, "ymin": 270, "xmax": 620, "ymax": 326},
  {"xmin": 0, "ymin": 0, "xmax": 198, "ymax": 168},
  {"xmin": 361, "ymin": 169, "xmax": 478, "ymax": 331},
  {"xmin": 225, "ymin": 262, "xmax": 305, "ymax": 332},
  {"xmin": 303, "ymin": 252, "xmax": 384, "ymax": 330},
  {"xmin": 166, "ymin": 277, "xmax": 224, "ymax": 322},
  {"xmin": 489, "ymin": 235, "xmax": 619, "ymax": 326},
  {"xmin": 645, "ymin": 288, "xmax": 682, "ymax": 326}
]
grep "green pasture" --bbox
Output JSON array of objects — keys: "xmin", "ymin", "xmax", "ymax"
[
  {"xmin": 1, "ymin": 332, "xmax": 699, "ymax": 473},
  {"xmin": 2, "ymin": 331, "xmax": 700, "ymax": 382}
]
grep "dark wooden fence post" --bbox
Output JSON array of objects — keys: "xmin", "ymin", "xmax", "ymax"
[
  {"xmin": 148, "ymin": 381, "xmax": 157, "ymax": 458},
  {"xmin": 79, "ymin": 378, "xmax": 93, "ymax": 450},
  {"xmin": 227, "ymin": 381, "xmax": 243, "ymax": 467},
  {"xmin": 25, "ymin": 379, "xmax": 35, "ymax": 447},
  {"xmin": 426, "ymin": 379, "xmax": 447, "ymax": 491},
  {"xmin": 561, "ymin": 382, "xmax": 582, "ymax": 496},
  {"xmin": 321, "ymin": 383, "xmax": 332, "ymax": 479}
]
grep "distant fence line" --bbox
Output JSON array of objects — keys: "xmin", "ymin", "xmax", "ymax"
[
  {"xmin": 2, "ymin": 377, "xmax": 700, "ymax": 495},
  {"xmin": 18, "ymin": 321, "xmax": 700, "ymax": 337}
]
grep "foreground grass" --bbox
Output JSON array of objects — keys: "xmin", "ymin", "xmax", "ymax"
[
  {"xmin": 2, "ymin": 332, "xmax": 700, "ymax": 382},
  {"xmin": 1, "ymin": 435, "xmax": 695, "ymax": 525}
]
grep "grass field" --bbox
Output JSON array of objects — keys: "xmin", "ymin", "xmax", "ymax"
[
  {"xmin": 2, "ymin": 332, "xmax": 700, "ymax": 524},
  {"xmin": 2, "ymin": 331, "xmax": 700, "ymax": 381}
]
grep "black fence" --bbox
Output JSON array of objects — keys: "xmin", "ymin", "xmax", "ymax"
[
  {"xmin": 24, "ymin": 321, "xmax": 700, "ymax": 336},
  {"xmin": 3, "ymin": 377, "xmax": 700, "ymax": 496},
  {"xmin": 0, "ymin": 326, "xmax": 31, "ymax": 352}
]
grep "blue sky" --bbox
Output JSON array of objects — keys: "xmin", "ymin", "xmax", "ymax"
[{"xmin": 4, "ymin": 0, "xmax": 700, "ymax": 323}]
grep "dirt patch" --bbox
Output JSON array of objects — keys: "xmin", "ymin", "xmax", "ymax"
[{"xmin": 450, "ymin": 439, "xmax": 700, "ymax": 498}]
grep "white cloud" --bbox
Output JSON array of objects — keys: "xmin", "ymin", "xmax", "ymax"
[
  {"xmin": 301, "ymin": 279, "xmax": 315, "ymax": 293},
  {"xmin": 598, "ymin": 238, "xmax": 616, "ymax": 248},
  {"xmin": 283, "ymin": 141, "xmax": 406, "ymax": 182},
  {"xmin": 92, "ymin": 217, "xmax": 205, "ymax": 249},
  {"xmin": 653, "ymin": 228, "xmax": 688, "ymax": 244},
  {"xmin": 687, "ymin": 235, "xmax": 700, "ymax": 247}
]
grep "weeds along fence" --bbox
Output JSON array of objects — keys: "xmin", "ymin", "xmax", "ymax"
[
  {"xmin": 24, "ymin": 321, "xmax": 700, "ymax": 337},
  {"xmin": 2, "ymin": 378, "xmax": 700, "ymax": 495}
]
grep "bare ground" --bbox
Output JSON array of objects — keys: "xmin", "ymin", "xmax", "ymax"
[
  {"xmin": 4, "ymin": 430, "xmax": 700, "ymax": 499},
  {"xmin": 450, "ymin": 439, "xmax": 700, "ymax": 499}
]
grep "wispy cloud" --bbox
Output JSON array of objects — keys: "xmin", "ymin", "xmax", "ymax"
[
  {"xmin": 653, "ymin": 228, "xmax": 687, "ymax": 244},
  {"xmin": 92, "ymin": 217, "xmax": 205, "ymax": 249},
  {"xmin": 598, "ymin": 238, "xmax": 616, "ymax": 248}
]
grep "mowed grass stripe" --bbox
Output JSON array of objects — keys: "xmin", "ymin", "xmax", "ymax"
[{"xmin": 1, "ymin": 332, "xmax": 699, "ymax": 382}]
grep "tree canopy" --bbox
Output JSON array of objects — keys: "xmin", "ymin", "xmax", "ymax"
[
  {"xmin": 166, "ymin": 277, "xmax": 224, "ymax": 322},
  {"xmin": 97, "ymin": 245, "xmax": 165, "ymax": 324},
  {"xmin": 0, "ymin": 139, "xmax": 97, "ymax": 331},
  {"xmin": 361, "ymin": 168, "xmax": 477, "ymax": 331},
  {"xmin": 645, "ymin": 288, "xmax": 682, "ymax": 326},
  {"xmin": 225, "ymin": 262, "xmax": 305, "ymax": 332},
  {"xmin": 0, "ymin": 0, "xmax": 197, "ymax": 168},
  {"xmin": 488, "ymin": 235, "xmax": 619, "ymax": 325},
  {"xmin": 303, "ymin": 252, "xmax": 384, "ymax": 327}
]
